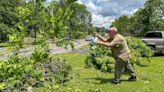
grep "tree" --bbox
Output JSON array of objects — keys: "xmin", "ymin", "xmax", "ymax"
[
  {"xmin": 111, "ymin": 15, "xmax": 130, "ymax": 34},
  {"xmin": 58, "ymin": 0, "xmax": 92, "ymax": 39},
  {"xmin": 111, "ymin": 0, "xmax": 164, "ymax": 36},
  {"xmin": 0, "ymin": 0, "xmax": 24, "ymax": 41},
  {"xmin": 18, "ymin": 0, "xmax": 50, "ymax": 41},
  {"xmin": 129, "ymin": 0, "xmax": 164, "ymax": 36},
  {"xmin": 0, "ymin": 23, "xmax": 11, "ymax": 41}
]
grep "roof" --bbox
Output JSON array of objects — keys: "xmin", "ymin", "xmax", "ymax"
[{"xmin": 146, "ymin": 31, "xmax": 164, "ymax": 33}]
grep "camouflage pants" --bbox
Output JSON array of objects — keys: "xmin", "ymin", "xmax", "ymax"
[{"xmin": 114, "ymin": 58, "xmax": 135, "ymax": 81}]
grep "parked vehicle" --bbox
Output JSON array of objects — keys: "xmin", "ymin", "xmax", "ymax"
[{"xmin": 142, "ymin": 31, "xmax": 164, "ymax": 53}]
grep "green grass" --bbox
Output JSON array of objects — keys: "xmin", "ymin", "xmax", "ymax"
[
  {"xmin": 0, "ymin": 42, "xmax": 9, "ymax": 47},
  {"xmin": 82, "ymin": 44, "xmax": 90, "ymax": 48},
  {"xmin": 54, "ymin": 54, "xmax": 164, "ymax": 92}
]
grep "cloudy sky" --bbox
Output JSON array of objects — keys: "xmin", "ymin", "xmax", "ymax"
[{"xmin": 77, "ymin": 0, "xmax": 146, "ymax": 28}]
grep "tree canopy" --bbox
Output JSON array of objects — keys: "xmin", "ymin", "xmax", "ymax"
[
  {"xmin": 111, "ymin": 0, "xmax": 164, "ymax": 36},
  {"xmin": 0, "ymin": 0, "xmax": 93, "ymax": 42},
  {"xmin": 0, "ymin": 0, "xmax": 24, "ymax": 41}
]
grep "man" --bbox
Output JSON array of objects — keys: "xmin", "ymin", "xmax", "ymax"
[{"xmin": 93, "ymin": 27, "xmax": 136, "ymax": 84}]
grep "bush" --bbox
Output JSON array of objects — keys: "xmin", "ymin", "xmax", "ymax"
[
  {"xmin": 85, "ymin": 37, "xmax": 153, "ymax": 72},
  {"xmin": 126, "ymin": 37, "xmax": 153, "ymax": 65},
  {"xmin": 31, "ymin": 43, "xmax": 50, "ymax": 63},
  {"xmin": 85, "ymin": 45, "xmax": 115, "ymax": 72},
  {"xmin": 0, "ymin": 43, "xmax": 71, "ymax": 91},
  {"xmin": 0, "ymin": 55, "xmax": 34, "ymax": 91}
]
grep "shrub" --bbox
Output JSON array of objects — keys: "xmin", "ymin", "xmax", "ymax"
[
  {"xmin": 85, "ymin": 37, "xmax": 153, "ymax": 72},
  {"xmin": 126, "ymin": 37, "xmax": 153, "ymax": 65},
  {"xmin": 0, "ymin": 43, "xmax": 71, "ymax": 91},
  {"xmin": 85, "ymin": 45, "xmax": 115, "ymax": 72}
]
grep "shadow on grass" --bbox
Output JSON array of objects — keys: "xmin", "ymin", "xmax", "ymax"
[
  {"xmin": 136, "ymin": 64, "xmax": 149, "ymax": 67},
  {"xmin": 85, "ymin": 77, "xmax": 132, "ymax": 84}
]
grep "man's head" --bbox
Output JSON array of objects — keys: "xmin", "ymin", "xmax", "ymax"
[{"xmin": 107, "ymin": 27, "xmax": 118, "ymax": 38}]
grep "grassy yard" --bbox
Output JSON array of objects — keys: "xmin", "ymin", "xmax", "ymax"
[{"xmin": 54, "ymin": 54, "xmax": 164, "ymax": 92}]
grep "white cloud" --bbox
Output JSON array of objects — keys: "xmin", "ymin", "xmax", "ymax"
[
  {"xmin": 82, "ymin": 1, "xmax": 101, "ymax": 14},
  {"xmin": 88, "ymin": 1, "xmax": 98, "ymax": 11},
  {"xmin": 92, "ymin": 14, "xmax": 115, "ymax": 28},
  {"xmin": 97, "ymin": 0, "xmax": 110, "ymax": 3},
  {"xmin": 121, "ymin": 8, "xmax": 138, "ymax": 16},
  {"xmin": 78, "ymin": 0, "xmax": 146, "ymax": 28}
]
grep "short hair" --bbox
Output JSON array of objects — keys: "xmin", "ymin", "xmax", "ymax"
[{"xmin": 107, "ymin": 27, "xmax": 118, "ymax": 34}]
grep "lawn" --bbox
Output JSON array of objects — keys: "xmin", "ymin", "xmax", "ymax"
[{"xmin": 54, "ymin": 54, "xmax": 164, "ymax": 92}]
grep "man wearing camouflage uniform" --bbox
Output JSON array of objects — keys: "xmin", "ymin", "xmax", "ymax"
[{"xmin": 93, "ymin": 27, "xmax": 136, "ymax": 84}]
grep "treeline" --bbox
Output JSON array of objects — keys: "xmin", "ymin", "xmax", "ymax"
[
  {"xmin": 0, "ymin": 0, "xmax": 93, "ymax": 42},
  {"xmin": 111, "ymin": 0, "xmax": 164, "ymax": 36},
  {"xmin": 0, "ymin": 0, "xmax": 23, "ymax": 41}
]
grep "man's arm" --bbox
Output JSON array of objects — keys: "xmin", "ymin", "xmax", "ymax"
[
  {"xmin": 96, "ymin": 37, "xmax": 122, "ymax": 48},
  {"xmin": 96, "ymin": 40, "xmax": 114, "ymax": 48},
  {"xmin": 93, "ymin": 32, "xmax": 108, "ymax": 42}
]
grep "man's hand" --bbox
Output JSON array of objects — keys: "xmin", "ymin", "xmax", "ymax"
[
  {"xmin": 92, "ymin": 32, "xmax": 99, "ymax": 37},
  {"xmin": 94, "ymin": 39, "xmax": 102, "ymax": 44},
  {"xmin": 92, "ymin": 32, "xmax": 107, "ymax": 42}
]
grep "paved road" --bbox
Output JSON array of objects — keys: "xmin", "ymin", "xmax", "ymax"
[
  {"xmin": 50, "ymin": 39, "xmax": 89, "ymax": 54},
  {"xmin": 0, "ymin": 39, "xmax": 89, "ymax": 60},
  {"xmin": 0, "ymin": 47, "xmax": 5, "ymax": 51}
]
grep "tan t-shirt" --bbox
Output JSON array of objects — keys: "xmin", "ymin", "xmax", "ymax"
[{"xmin": 108, "ymin": 34, "xmax": 130, "ymax": 61}]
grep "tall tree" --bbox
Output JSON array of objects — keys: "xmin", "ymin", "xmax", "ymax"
[
  {"xmin": 111, "ymin": 15, "xmax": 130, "ymax": 34},
  {"xmin": 111, "ymin": 0, "xmax": 164, "ymax": 36},
  {"xmin": 129, "ymin": 0, "xmax": 164, "ymax": 36},
  {"xmin": 58, "ymin": 0, "xmax": 92, "ymax": 39},
  {"xmin": 0, "ymin": 0, "xmax": 24, "ymax": 41}
]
